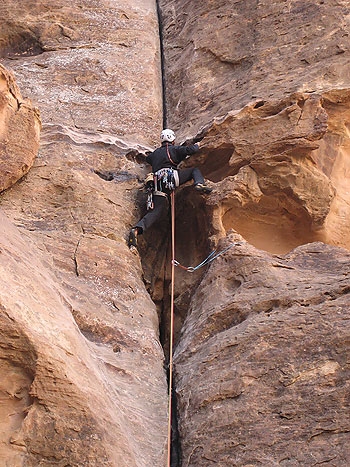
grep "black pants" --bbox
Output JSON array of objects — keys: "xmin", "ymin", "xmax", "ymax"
[
  {"xmin": 134, "ymin": 167, "xmax": 204, "ymax": 234},
  {"xmin": 178, "ymin": 167, "xmax": 204, "ymax": 186}
]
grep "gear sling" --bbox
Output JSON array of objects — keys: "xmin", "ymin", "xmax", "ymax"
[{"xmin": 144, "ymin": 143, "xmax": 179, "ymax": 212}]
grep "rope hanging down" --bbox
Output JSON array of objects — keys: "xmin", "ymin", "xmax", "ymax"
[
  {"xmin": 167, "ymin": 191, "xmax": 241, "ymax": 465},
  {"xmin": 167, "ymin": 190, "xmax": 176, "ymax": 467},
  {"xmin": 172, "ymin": 241, "xmax": 242, "ymax": 273}
]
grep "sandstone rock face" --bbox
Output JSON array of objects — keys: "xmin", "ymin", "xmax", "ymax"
[
  {"xmin": 0, "ymin": 0, "xmax": 162, "ymax": 148},
  {"xmin": 0, "ymin": 0, "xmax": 350, "ymax": 466},
  {"xmin": 157, "ymin": 1, "xmax": 350, "ymax": 465},
  {"xmin": 0, "ymin": 64, "xmax": 40, "ymax": 192},
  {"xmin": 160, "ymin": 0, "xmax": 350, "ymax": 252},
  {"xmin": 174, "ymin": 238, "xmax": 350, "ymax": 466},
  {"xmin": 0, "ymin": 211, "xmax": 167, "ymax": 466},
  {"xmin": 159, "ymin": 0, "xmax": 350, "ymax": 138},
  {"xmin": 0, "ymin": 0, "xmax": 167, "ymax": 465}
]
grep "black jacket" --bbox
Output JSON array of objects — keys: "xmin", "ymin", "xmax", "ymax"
[{"xmin": 145, "ymin": 142, "xmax": 199, "ymax": 173}]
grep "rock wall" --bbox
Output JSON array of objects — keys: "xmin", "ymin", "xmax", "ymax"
[
  {"xmin": 0, "ymin": 64, "xmax": 40, "ymax": 192},
  {"xmin": 0, "ymin": 211, "xmax": 166, "ymax": 466},
  {"xmin": 0, "ymin": 0, "xmax": 167, "ymax": 466},
  {"xmin": 174, "ymin": 239, "xmax": 350, "ymax": 465},
  {"xmin": 159, "ymin": 0, "xmax": 350, "ymax": 253},
  {"xmin": 160, "ymin": 0, "xmax": 349, "ymax": 137},
  {"xmin": 158, "ymin": 0, "xmax": 350, "ymax": 465},
  {"xmin": 0, "ymin": 0, "xmax": 349, "ymax": 466}
]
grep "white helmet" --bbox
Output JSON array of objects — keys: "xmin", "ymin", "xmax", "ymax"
[{"xmin": 160, "ymin": 128, "xmax": 176, "ymax": 143}]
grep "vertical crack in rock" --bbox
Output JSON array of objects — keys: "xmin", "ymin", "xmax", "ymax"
[
  {"xmin": 138, "ymin": 186, "xmax": 212, "ymax": 466},
  {"xmin": 156, "ymin": 0, "xmax": 167, "ymax": 128},
  {"xmin": 73, "ymin": 237, "xmax": 82, "ymax": 277}
]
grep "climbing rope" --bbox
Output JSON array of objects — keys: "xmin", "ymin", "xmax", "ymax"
[
  {"xmin": 166, "ymin": 189, "xmax": 242, "ymax": 465},
  {"xmin": 172, "ymin": 241, "xmax": 242, "ymax": 273},
  {"xmin": 167, "ymin": 190, "xmax": 176, "ymax": 467}
]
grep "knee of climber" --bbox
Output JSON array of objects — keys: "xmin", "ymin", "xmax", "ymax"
[{"xmin": 193, "ymin": 167, "xmax": 204, "ymax": 185}]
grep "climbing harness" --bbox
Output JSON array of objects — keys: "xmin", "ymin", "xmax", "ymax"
[
  {"xmin": 155, "ymin": 168, "xmax": 179, "ymax": 193},
  {"xmin": 144, "ymin": 169, "xmax": 178, "ymax": 211},
  {"xmin": 144, "ymin": 141, "xmax": 179, "ymax": 213},
  {"xmin": 172, "ymin": 242, "xmax": 242, "ymax": 272}
]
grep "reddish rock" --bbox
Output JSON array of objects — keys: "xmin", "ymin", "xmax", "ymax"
[
  {"xmin": 158, "ymin": 1, "xmax": 350, "ymax": 465},
  {"xmin": 0, "ymin": 64, "xmax": 40, "ymax": 192},
  {"xmin": 174, "ymin": 239, "xmax": 350, "ymax": 466},
  {"xmin": 159, "ymin": 0, "xmax": 350, "ymax": 139},
  {"xmin": 0, "ymin": 0, "xmax": 167, "ymax": 465},
  {"xmin": 0, "ymin": 0, "xmax": 350, "ymax": 466},
  {"xmin": 0, "ymin": 208, "xmax": 167, "ymax": 466}
]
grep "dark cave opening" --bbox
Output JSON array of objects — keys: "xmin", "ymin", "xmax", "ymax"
[{"xmin": 201, "ymin": 146, "xmax": 237, "ymax": 182}]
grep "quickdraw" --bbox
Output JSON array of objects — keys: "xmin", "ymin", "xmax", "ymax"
[
  {"xmin": 146, "ymin": 192, "xmax": 154, "ymax": 210},
  {"xmin": 172, "ymin": 242, "xmax": 243, "ymax": 272}
]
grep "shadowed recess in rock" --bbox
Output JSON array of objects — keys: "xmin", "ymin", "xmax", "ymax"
[
  {"xmin": 137, "ymin": 184, "xmax": 212, "ymax": 358},
  {"xmin": 0, "ymin": 25, "xmax": 43, "ymax": 58},
  {"xmin": 222, "ymin": 195, "xmax": 323, "ymax": 255},
  {"xmin": 187, "ymin": 91, "xmax": 350, "ymax": 255}
]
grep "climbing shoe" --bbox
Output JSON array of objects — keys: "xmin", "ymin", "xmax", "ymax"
[
  {"xmin": 194, "ymin": 183, "xmax": 212, "ymax": 194},
  {"xmin": 128, "ymin": 228, "xmax": 138, "ymax": 249}
]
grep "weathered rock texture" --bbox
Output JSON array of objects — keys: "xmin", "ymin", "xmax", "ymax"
[
  {"xmin": 160, "ymin": 0, "xmax": 350, "ymax": 253},
  {"xmin": 174, "ymin": 238, "xmax": 350, "ymax": 465},
  {"xmin": 0, "ymin": 0, "xmax": 167, "ymax": 466},
  {"xmin": 158, "ymin": 1, "xmax": 350, "ymax": 465},
  {"xmin": 0, "ymin": 0, "xmax": 350, "ymax": 466},
  {"xmin": 0, "ymin": 64, "xmax": 40, "ymax": 192},
  {"xmin": 160, "ymin": 0, "xmax": 350, "ymax": 137},
  {"xmin": 0, "ymin": 211, "xmax": 166, "ymax": 466}
]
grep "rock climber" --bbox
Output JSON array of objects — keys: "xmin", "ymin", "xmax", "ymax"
[{"xmin": 128, "ymin": 128, "xmax": 212, "ymax": 248}]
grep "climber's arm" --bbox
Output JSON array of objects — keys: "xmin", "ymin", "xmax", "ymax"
[{"xmin": 174, "ymin": 142, "xmax": 200, "ymax": 163}]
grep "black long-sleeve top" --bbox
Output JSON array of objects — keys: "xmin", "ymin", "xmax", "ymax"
[{"xmin": 145, "ymin": 142, "xmax": 199, "ymax": 173}]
